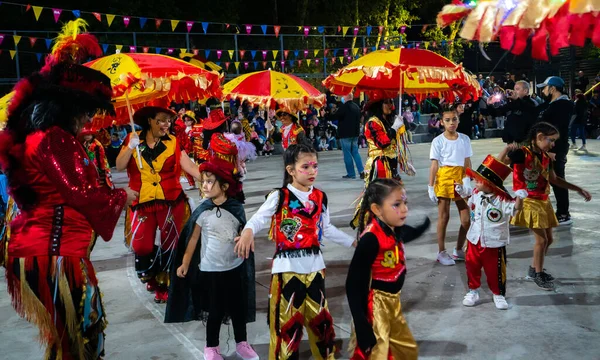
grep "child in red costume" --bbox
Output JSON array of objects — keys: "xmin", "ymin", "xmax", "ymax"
[{"xmin": 80, "ymin": 124, "xmax": 113, "ymax": 189}]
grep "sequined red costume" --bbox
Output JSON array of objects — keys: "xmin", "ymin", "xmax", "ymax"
[{"xmin": 190, "ymin": 124, "xmax": 209, "ymax": 163}]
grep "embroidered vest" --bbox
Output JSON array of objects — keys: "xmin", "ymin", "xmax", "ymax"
[
  {"xmin": 282, "ymin": 123, "xmax": 304, "ymax": 150},
  {"xmin": 513, "ymin": 147, "xmax": 551, "ymax": 201},
  {"xmin": 365, "ymin": 117, "xmax": 400, "ymax": 159},
  {"xmin": 269, "ymin": 187, "xmax": 326, "ymax": 258},
  {"xmin": 366, "ymin": 219, "xmax": 406, "ymax": 282}
]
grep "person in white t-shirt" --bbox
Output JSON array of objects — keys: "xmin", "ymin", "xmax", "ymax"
[
  {"xmin": 428, "ymin": 105, "xmax": 474, "ymax": 265},
  {"xmin": 235, "ymin": 143, "xmax": 356, "ymax": 360}
]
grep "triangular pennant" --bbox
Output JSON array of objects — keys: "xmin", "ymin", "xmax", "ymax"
[
  {"xmin": 400, "ymin": 25, "xmax": 407, "ymax": 34},
  {"xmin": 239, "ymin": 50, "xmax": 245, "ymax": 59},
  {"xmin": 10, "ymin": 50, "xmax": 16, "ymax": 60},
  {"xmin": 324, "ymin": 49, "xmax": 329, "ymax": 57},
  {"xmin": 303, "ymin": 50, "xmax": 308, "ymax": 58},
  {"xmin": 156, "ymin": 47, "xmax": 162, "ymax": 54},
  {"xmin": 333, "ymin": 49, "xmax": 338, "ymax": 57},
  {"xmin": 303, "ymin": 26, "xmax": 310, "ymax": 37},
  {"xmin": 225, "ymin": 62, "xmax": 230, "ymax": 69},
  {"xmin": 202, "ymin": 22, "xmax": 209, "ymax": 34},
  {"xmin": 366, "ymin": 26, "xmax": 372, "ymax": 37},
  {"xmin": 261, "ymin": 50, "xmax": 267, "ymax": 60},
  {"xmin": 45, "ymin": 38, "xmax": 52, "ymax": 48},
  {"xmin": 353, "ymin": 26, "xmax": 359, "ymax": 37},
  {"xmin": 338, "ymin": 56, "xmax": 344, "ymax": 64},
  {"xmin": 262, "ymin": 61, "xmax": 267, "ymax": 68},
  {"xmin": 115, "ymin": 44, "xmax": 123, "ymax": 53},
  {"xmin": 342, "ymin": 26, "xmax": 349, "ymax": 36},
  {"xmin": 193, "ymin": 49, "xmax": 199, "ymax": 55},
  {"xmin": 171, "ymin": 20, "xmax": 180, "ymax": 31},
  {"xmin": 293, "ymin": 50, "xmax": 299, "ymax": 58},
  {"xmin": 123, "ymin": 16, "xmax": 130, "ymax": 28},
  {"xmin": 167, "ymin": 48, "xmax": 174, "ymax": 54},
  {"xmin": 337, "ymin": 26, "xmax": 341, "ymax": 33},
  {"xmin": 228, "ymin": 50, "xmax": 234, "ymax": 59},
  {"xmin": 234, "ymin": 62, "xmax": 240, "ymax": 71},
  {"xmin": 331, "ymin": 57, "xmax": 336, "ymax": 64},
  {"xmin": 186, "ymin": 21, "xmax": 194, "ymax": 33},
  {"xmin": 139, "ymin": 17, "xmax": 147, "ymax": 29},
  {"xmin": 205, "ymin": 50, "xmax": 210, "ymax": 58},
  {"xmin": 363, "ymin": 47, "xmax": 368, "ymax": 55},
  {"xmin": 314, "ymin": 50, "xmax": 319, "ymax": 57},
  {"xmin": 52, "ymin": 8, "xmax": 62, "ymax": 23},
  {"xmin": 36, "ymin": 53, "xmax": 42, "ymax": 62},
  {"xmin": 352, "ymin": 48, "xmax": 358, "ymax": 56},
  {"xmin": 271, "ymin": 61, "xmax": 276, "ymax": 68},
  {"xmin": 26, "ymin": 4, "xmax": 31, "ymax": 11},
  {"xmin": 415, "ymin": 42, "xmax": 421, "ymax": 49},
  {"xmin": 216, "ymin": 50, "xmax": 222, "ymax": 59},
  {"xmin": 343, "ymin": 48, "xmax": 349, "ymax": 56},
  {"xmin": 315, "ymin": 58, "xmax": 320, "ymax": 64},
  {"xmin": 284, "ymin": 50, "xmax": 289, "ymax": 59},
  {"xmin": 306, "ymin": 59, "xmax": 311, "ymax": 66},
  {"xmin": 317, "ymin": 26, "xmax": 325, "ymax": 34},
  {"xmin": 106, "ymin": 14, "xmax": 115, "ymax": 27},
  {"xmin": 216, "ymin": 62, "xmax": 221, "ymax": 66},
  {"xmin": 280, "ymin": 61, "xmax": 285, "ymax": 68},
  {"xmin": 93, "ymin": 12, "xmax": 101, "ymax": 22},
  {"xmin": 261, "ymin": 25, "xmax": 267, "ymax": 35},
  {"xmin": 421, "ymin": 25, "xmax": 428, "ymax": 33},
  {"xmin": 250, "ymin": 50, "xmax": 256, "ymax": 59},
  {"xmin": 72, "ymin": 10, "xmax": 81, "ymax": 18},
  {"xmin": 13, "ymin": 35, "xmax": 21, "ymax": 46},
  {"xmin": 155, "ymin": 19, "xmax": 163, "ymax": 29},
  {"xmin": 272, "ymin": 50, "xmax": 278, "ymax": 59},
  {"xmin": 297, "ymin": 26, "xmax": 302, "ymax": 31},
  {"xmin": 245, "ymin": 24, "xmax": 252, "ymax": 34},
  {"xmin": 378, "ymin": 26, "xmax": 384, "ymax": 35},
  {"xmin": 180, "ymin": 48, "xmax": 187, "ymax": 54},
  {"xmin": 253, "ymin": 61, "xmax": 258, "ymax": 69},
  {"xmin": 143, "ymin": 46, "xmax": 149, "ymax": 53},
  {"xmin": 274, "ymin": 26, "xmax": 281, "ymax": 37},
  {"xmin": 29, "ymin": 37, "xmax": 37, "ymax": 47},
  {"xmin": 298, "ymin": 60, "xmax": 302, "ymax": 66},
  {"xmin": 32, "ymin": 6, "xmax": 42, "ymax": 20},
  {"xmin": 244, "ymin": 62, "xmax": 249, "ymax": 70},
  {"xmin": 129, "ymin": 46, "xmax": 136, "ymax": 53},
  {"xmin": 102, "ymin": 43, "xmax": 108, "ymax": 53}
]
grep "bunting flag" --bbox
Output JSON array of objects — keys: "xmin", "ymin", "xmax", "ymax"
[
  {"xmin": 298, "ymin": 60, "xmax": 302, "ymax": 66},
  {"xmin": 123, "ymin": 16, "xmax": 130, "ymax": 27},
  {"xmin": 293, "ymin": 50, "xmax": 299, "ymax": 58},
  {"xmin": 261, "ymin": 25, "xmax": 267, "ymax": 34},
  {"xmin": 217, "ymin": 50, "xmax": 222, "ymax": 59},
  {"xmin": 337, "ymin": 26, "xmax": 341, "ymax": 33},
  {"xmin": 225, "ymin": 62, "xmax": 230, "ymax": 69},
  {"xmin": 44, "ymin": 38, "xmax": 51, "ymax": 49},
  {"xmin": 193, "ymin": 49, "xmax": 199, "ymax": 55},
  {"xmin": 171, "ymin": 20, "xmax": 179, "ymax": 31},
  {"xmin": 342, "ymin": 26, "xmax": 349, "ymax": 37},
  {"xmin": 333, "ymin": 49, "xmax": 338, "ymax": 57},
  {"xmin": 10, "ymin": 50, "xmax": 16, "ymax": 60},
  {"xmin": 52, "ymin": 8, "xmax": 62, "ymax": 23},
  {"xmin": 274, "ymin": 26, "xmax": 281, "ymax": 37},
  {"xmin": 400, "ymin": 25, "xmax": 407, "ymax": 34},
  {"xmin": 143, "ymin": 46, "xmax": 149, "ymax": 53},
  {"xmin": 201, "ymin": 49, "xmax": 207, "ymax": 58},
  {"xmin": 102, "ymin": 44, "xmax": 108, "ymax": 53},
  {"xmin": 13, "ymin": 35, "xmax": 21, "ymax": 46},
  {"xmin": 26, "ymin": 4, "xmax": 32, "ymax": 11},
  {"xmin": 253, "ymin": 61, "xmax": 258, "ymax": 69},
  {"xmin": 93, "ymin": 12, "xmax": 101, "ymax": 22},
  {"xmin": 284, "ymin": 50, "xmax": 289, "ymax": 59},
  {"xmin": 180, "ymin": 48, "xmax": 187, "ymax": 54},
  {"xmin": 314, "ymin": 50, "xmax": 319, "ymax": 57},
  {"xmin": 324, "ymin": 49, "xmax": 329, "ymax": 57},
  {"xmin": 106, "ymin": 14, "xmax": 115, "ymax": 27},
  {"xmin": 245, "ymin": 24, "xmax": 252, "ymax": 34},
  {"xmin": 424, "ymin": 41, "xmax": 430, "ymax": 49},
  {"xmin": 36, "ymin": 53, "xmax": 42, "ymax": 62},
  {"xmin": 29, "ymin": 37, "xmax": 37, "ymax": 47},
  {"xmin": 318, "ymin": 26, "xmax": 325, "ymax": 34},
  {"xmin": 262, "ymin": 50, "xmax": 267, "ymax": 60},
  {"xmin": 338, "ymin": 56, "xmax": 344, "ymax": 64},
  {"xmin": 366, "ymin": 26, "xmax": 372, "ymax": 37},
  {"xmin": 202, "ymin": 22, "xmax": 209, "ymax": 33},
  {"xmin": 272, "ymin": 50, "xmax": 278, "ymax": 59},
  {"xmin": 343, "ymin": 48, "xmax": 349, "ymax": 56},
  {"xmin": 244, "ymin": 62, "xmax": 249, "ymax": 69},
  {"xmin": 167, "ymin": 48, "xmax": 174, "ymax": 54},
  {"xmin": 432, "ymin": 41, "xmax": 437, "ymax": 48},
  {"xmin": 378, "ymin": 26, "xmax": 384, "ymax": 35},
  {"xmin": 239, "ymin": 50, "xmax": 245, "ymax": 59},
  {"xmin": 139, "ymin": 17, "xmax": 147, "ymax": 29},
  {"xmin": 271, "ymin": 61, "xmax": 276, "ymax": 68},
  {"xmin": 262, "ymin": 61, "xmax": 267, "ymax": 68},
  {"xmin": 186, "ymin": 21, "xmax": 194, "ymax": 33},
  {"xmin": 115, "ymin": 44, "xmax": 123, "ymax": 52},
  {"xmin": 363, "ymin": 47, "xmax": 368, "ymax": 55},
  {"xmin": 234, "ymin": 62, "xmax": 240, "ymax": 71},
  {"xmin": 250, "ymin": 50, "xmax": 256, "ymax": 59},
  {"xmin": 421, "ymin": 25, "xmax": 428, "ymax": 33},
  {"xmin": 353, "ymin": 26, "xmax": 359, "ymax": 37},
  {"xmin": 331, "ymin": 57, "xmax": 336, "ymax": 64},
  {"xmin": 32, "ymin": 6, "xmax": 43, "ymax": 20},
  {"xmin": 129, "ymin": 46, "xmax": 136, "ymax": 53},
  {"xmin": 303, "ymin": 26, "xmax": 310, "ymax": 37},
  {"xmin": 315, "ymin": 58, "xmax": 320, "ymax": 65},
  {"xmin": 228, "ymin": 50, "xmax": 234, "ymax": 59},
  {"xmin": 155, "ymin": 47, "xmax": 162, "ymax": 54},
  {"xmin": 352, "ymin": 48, "xmax": 358, "ymax": 56},
  {"xmin": 72, "ymin": 10, "xmax": 81, "ymax": 18},
  {"xmin": 303, "ymin": 50, "xmax": 308, "ymax": 58},
  {"xmin": 415, "ymin": 42, "xmax": 421, "ymax": 49},
  {"xmin": 306, "ymin": 59, "xmax": 311, "ymax": 66},
  {"xmin": 155, "ymin": 19, "xmax": 163, "ymax": 29},
  {"xmin": 280, "ymin": 60, "xmax": 285, "ymax": 68}
]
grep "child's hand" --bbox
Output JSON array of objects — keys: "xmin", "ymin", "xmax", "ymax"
[
  {"xmin": 548, "ymin": 152, "xmax": 556, "ymax": 161},
  {"xmin": 352, "ymin": 240, "xmax": 358, "ymax": 248},
  {"xmin": 454, "ymin": 183, "xmax": 470, "ymax": 198},
  {"xmin": 506, "ymin": 142, "xmax": 519, "ymax": 152},
  {"xmin": 427, "ymin": 185, "xmax": 438, "ymax": 204},
  {"xmin": 578, "ymin": 188, "xmax": 592, "ymax": 202},
  {"xmin": 176, "ymin": 264, "xmax": 189, "ymax": 278},
  {"xmin": 461, "ymin": 176, "xmax": 473, "ymax": 196},
  {"xmin": 234, "ymin": 229, "xmax": 255, "ymax": 259},
  {"xmin": 514, "ymin": 189, "xmax": 529, "ymax": 199}
]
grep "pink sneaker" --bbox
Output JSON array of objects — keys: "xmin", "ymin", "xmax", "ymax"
[
  {"xmin": 203, "ymin": 346, "xmax": 224, "ymax": 360},
  {"xmin": 236, "ymin": 341, "xmax": 259, "ymax": 360}
]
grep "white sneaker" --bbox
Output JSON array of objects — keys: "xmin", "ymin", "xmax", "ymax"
[
  {"xmin": 578, "ymin": 145, "xmax": 587, "ymax": 151},
  {"xmin": 452, "ymin": 248, "xmax": 466, "ymax": 261},
  {"xmin": 493, "ymin": 294, "xmax": 509, "ymax": 310},
  {"xmin": 463, "ymin": 289, "xmax": 480, "ymax": 306},
  {"xmin": 437, "ymin": 250, "xmax": 456, "ymax": 266},
  {"xmin": 570, "ymin": 143, "xmax": 578, "ymax": 149}
]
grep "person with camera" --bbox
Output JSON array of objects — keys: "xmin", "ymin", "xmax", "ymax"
[{"xmin": 487, "ymin": 80, "xmax": 538, "ymax": 145}]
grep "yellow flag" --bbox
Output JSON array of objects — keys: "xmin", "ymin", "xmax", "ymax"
[
  {"xmin": 228, "ymin": 50, "xmax": 234, "ymax": 59},
  {"xmin": 234, "ymin": 62, "xmax": 240, "ymax": 71},
  {"xmin": 272, "ymin": 50, "xmax": 279, "ymax": 59},
  {"xmin": 297, "ymin": 26, "xmax": 302, "ymax": 31},
  {"xmin": 10, "ymin": 50, "xmax": 16, "ymax": 59},
  {"xmin": 32, "ymin": 6, "xmax": 43, "ymax": 20},
  {"xmin": 271, "ymin": 61, "xmax": 276, "ymax": 68},
  {"xmin": 342, "ymin": 26, "xmax": 349, "ymax": 36},
  {"xmin": 116, "ymin": 44, "xmax": 123, "ymax": 52},
  {"xmin": 106, "ymin": 14, "xmax": 116, "ymax": 27},
  {"xmin": 424, "ymin": 41, "xmax": 430, "ymax": 50},
  {"xmin": 171, "ymin": 20, "xmax": 180, "ymax": 31},
  {"xmin": 313, "ymin": 50, "xmax": 319, "ymax": 57},
  {"xmin": 306, "ymin": 59, "xmax": 311, "ymax": 67},
  {"xmin": 339, "ymin": 56, "xmax": 344, "ymax": 63},
  {"xmin": 352, "ymin": 48, "xmax": 358, "ymax": 56},
  {"xmin": 13, "ymin": 35, "xmax": 21, "ymax": 46}
]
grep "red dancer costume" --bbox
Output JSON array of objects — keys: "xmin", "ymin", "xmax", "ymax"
[
  {"xmin": 122, "ymin": 107, "xmax": 193, "ymax": 303},
  {"xmin": 0, "ymin": 20, "xmax": 129, "ymax": 359},
  {"xmin": 80, "ymin": 125, "xmax": 113, "ymax": 189},
  {"xmin": 276, "ymin": 109, "xmax": 305, "ymax": 150},
  {"xmin": 346, "ymin": 217, "xmax": 429, "ymax": 360}
]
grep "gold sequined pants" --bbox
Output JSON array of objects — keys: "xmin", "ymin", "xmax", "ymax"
[
  {"xmin": 269, "ymin": 270, "xmax": 336, "ymax": 360},
  {"xmin": 349, "ymin": 289, "xmax": 418, "ymax": 360}
]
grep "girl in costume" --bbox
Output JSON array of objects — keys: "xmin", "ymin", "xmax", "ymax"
[
  {"xmin": 225, "ymin": 120, "xmax": 257, "ymax": 181},
  {"xmin": 80, "ymin": 124, "xmax": 113, "ymax": 189},
  {"xmin": 173, "ymin": 111, "xmax": 197, "ymax": 190},
  {"xmin": 428, "ymin": 104, "xmax": 473, "ymax": 266},
  {"xmin": 346, "ymin": 179, "xmax": 430, "ymax": 360},
  {"xmin": 0, "ymin": 19, "xmax": 137, "ymax": 359},
  {"xmin": 454, "ymin": 155, "xmax": 526, "ymax": 310},
  {"xmin": 276, "ymin": 109, "xmax": 306, "ymax": 150},
  {"xmin": 499, "ymin": 122, "xmax": 592, "ymax": 290},
  {"xmin": 166, "ymin": 156, "xmax": 258, "ymax": 360},
  {"xmin": 235, "ymin": 143, "xmax": 356, "ymax": 360},
  {"xmin": 116, "ymin": 106, "xmax": 200, "ymax": 303}
]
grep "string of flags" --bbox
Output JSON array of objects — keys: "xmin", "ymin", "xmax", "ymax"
[{"xmin": 0, "ymin": 1, "xmax": 437, "ymax": 37}]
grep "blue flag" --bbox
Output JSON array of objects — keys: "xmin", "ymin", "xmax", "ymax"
[
  {"xmin": 250, "ymin": 50, "xmax": 256, "ymax": 59},
  {"xmin": 366, "ymin": 26, "xmax": 372, "ymax": 37},
  {"xmin": 45, "ymin": 39, "xmax": 52, "ymax": 49},
  {"xmin": 36, "ymin": 53, "xmax": 42, "ymax": 62},
  {"xmin": 156, "ymin": 47, "xmax": 162, "ymax": 54},
  {"xmin": 202, "ymin": 22, "xmax": 209, "ymax": 34},
  {"xmin": 261, "ymin": 25, "xmax": 267, "ymax": 34},
  {"xmin": 317, "ymin": 26, "xmax": 325, "ymax": 34},
  {"xmin": 294, "ymin": 50, "xmax": 299, "ymax": 58},
  {"xmin": 333, "ymin": 49, "xmax": 338, "ymax": 57},
  {"xmin": 102, "ymin": 44, "xmax": 109, "ymax": 53},
  {"xmin": 253, "ymin": 61, "xmax": 258, "ymax": 69},
  {"xmin": 205, "ymin": 50, "xmax": 210, "ymax": 58},
  {"xmin": 72, "ymin": 10, "xmax": 81, "ymax": 18},
  {"xmin": 139, "ymin": 17, "xmax": 147, "ymax": 29}
]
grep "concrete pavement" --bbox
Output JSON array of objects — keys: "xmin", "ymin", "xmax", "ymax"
[{"xmin": 1, "ymin": 138, "xmax": 599, "ymax": 359}]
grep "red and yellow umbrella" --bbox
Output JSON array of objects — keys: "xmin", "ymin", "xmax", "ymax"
[
  {"xmin": 85, "ymin": 53, "xmax": 222, "ymax": 129},
  {"xmin": 223, "ymin": 69, "xmax": 326, "ymax": 112},
  {"xmin": 437, "ymin": 0, "xmax": 600, "ymax": 60},
  {"xmin": 323, "ymin": 48, "xmax": 481, "ymax": 101}
]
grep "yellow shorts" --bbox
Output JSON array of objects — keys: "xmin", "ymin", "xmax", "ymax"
[
  {"xmin": 511, "ymin": 198, "xmax": 559, "ymax": 229},
  {"xmin": 435, "ymin": 166, "xmax": 465, "ymax": 200}
]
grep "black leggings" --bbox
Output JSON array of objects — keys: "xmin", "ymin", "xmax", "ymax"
[{"xmin": 204, "ymin": 264, "xmax": 247, "ymax": 347}]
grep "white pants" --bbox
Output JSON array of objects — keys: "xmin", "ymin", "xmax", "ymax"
[{"xmin": 495, "ymin": 117, "xmax": 505, "ymax": 129}]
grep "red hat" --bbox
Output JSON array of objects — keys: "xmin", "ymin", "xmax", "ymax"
[
  {"xmin": 202, "ymin": 108, "xmax": 227, "ymax": 130},
  {"xmin": 198, "ymin": 157, "xmax": 241, "ymax": 198},
  {"xmin": 80, "ymin": 123, "xmax": 95, "ymax": 137},
  {"xmin": 466, "ymin": 155, "xmax": 513, "ymax": 198}
]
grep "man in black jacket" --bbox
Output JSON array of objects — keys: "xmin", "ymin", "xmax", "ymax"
[
  {"xmin": 327, "ymin": 94, "xmax": 365, "ymax": 179},
  {"xmin": 537, "ymin": 76, "xmax": 575, "ymax": 225},
  {"xmin": 487, "ymin": 80, "xmax": 538, "ymax": 144}
]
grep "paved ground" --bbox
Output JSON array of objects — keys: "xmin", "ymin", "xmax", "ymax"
[{"xmin": 1, "ymin": 138, "xmax": 599, "ymax": 360}]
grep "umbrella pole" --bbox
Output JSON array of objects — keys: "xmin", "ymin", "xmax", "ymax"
[{"xmin": 125, "ymin": 92, "xmax": 143, "ymax": 169}]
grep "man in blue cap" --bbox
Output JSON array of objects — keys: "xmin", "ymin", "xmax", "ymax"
[{"xmin": 536, "ymin": 76, "xmax": 575, "ymax": 226}]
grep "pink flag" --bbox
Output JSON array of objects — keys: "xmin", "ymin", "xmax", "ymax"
[
  {"xmin": 303, "ymin": 26, "xmax": 310, "ymax": 37},
  {"xmin": 186, "ymin": 21, "xmax": 194, "ymax": 33},
  {"xmin": 353, "ymin": 26, "xmax": 359, "ymax": 36},
  {"xmin": 123, "ymin": 16, "xmax": 130, "ymax": 27},
  {"xmin": 129, "ymin": 46, "xmax": 136, "ymax": 53},
  {"xmin": 52, "ymin": 9, "xmax": 62, "ymax": 23},
  {"xmin": 315, "ymin": 59, "xmax": 320, "ymax": 64},
  {"xmin": 262, "ymin": 50, "xmax": 267, "ymax": 60},
  {"xmin": 240, "ymin": 50, "xmax": 246, "ymax": 59},
  {"xmin": 193, "ymin": 49, "xmax": 199, "ymax": 55},
  {"xmin": 416, "ymin": 42, "xmax": 420, "ymax": 49},
  {"xmin": 245, "ymin": 25, "xmax": 252, "ymax": 34},
  {"xmin": 167, "ymin": 48, "xmax": 174, "ymax": 54},
  {"xmin": 378, "ymin": 26, "xmax": 384, "ymax": 35},
  {"xmin": 400, "ymin": 26, "xmax": 407, "ymax": 34},
  {"xmin": 303, "ymin": 50, "xmax": 308, "ymax": 57},
  {"xmin": 274, "ymin": 26, "xmax": 281, "ymax": 37},
  {"xmin": 244, "ymin": 62, "xmax": 249, "ymax": 69},
  {"xmin": 0, "ymin": 34, "xmax": 4, "ymax": 46},
  {"xmin": 29, "ymin": 37, "xmax": 37, "ymax": 47},
  {"xmin": 284, "ymin": 50, "xmax": 289, "ymax": 59},
  {"xmin": 280, "ymin": 60, "xmax": 285, "ymax": 68},
  {"xmin": 217, "ymin": 50, "xmax": 222, "ymax": 59},
  {"xmin": 344, "ymin": 48, "xmax": 349, "ymax": 56},
  {"xmin": 93, "ymin": 12, "xmax": 101, "ymax": 22},
  {"xmin": 143, "ymin": 47, "xmax": 149, "ymax": 53}
]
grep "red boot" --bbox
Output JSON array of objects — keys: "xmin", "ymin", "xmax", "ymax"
[{"xmin": 154, "ymin": 287, "xmax": 169, "ymax": 304}]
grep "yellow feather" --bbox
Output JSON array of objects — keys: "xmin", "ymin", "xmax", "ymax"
[{"xmin": 50, "ymin": 18, "xmax": 89, "ymax": 55}]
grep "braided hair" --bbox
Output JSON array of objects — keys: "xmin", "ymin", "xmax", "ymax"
[{"xmin": 356, "ymin": 178, "xmax": 404, "ymax": 239}]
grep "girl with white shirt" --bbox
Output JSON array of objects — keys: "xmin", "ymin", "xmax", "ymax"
[
  {"xmin": 428, "ymin": 105, "xmax": 473, "ymax": 266},
  {"xmin": 235, "ymin": 143, "xmax": 356, "ymax": 360}
]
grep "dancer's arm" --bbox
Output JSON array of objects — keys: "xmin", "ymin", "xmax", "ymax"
[
  {"xmin": 116, "ymin": 132, "xmax": 139, "ymax": 171},
  {"xmin": 395, "ymin": 217, "xmax": 431, "ymax": 244},
  {"xmin": 235, "ymin": 190, "xmax": 280, "ymax": 258},
  {"xmin": 549, "ymin": 170, "xmax": 592, "ymax": 201},
  {"xmin": 428, "ymin": 160, "xmax": 439, "ymax": 187},
  {"xmin": 180, "ymin": 151, "xmax": 200, "ymax": 180},
  {"xmin": 322, "ymin": 205, "xmax": 356, "ymax": 247},
  {"xmin": 177, "ymin": 225, "xmax": 201, "ymax": 278}
]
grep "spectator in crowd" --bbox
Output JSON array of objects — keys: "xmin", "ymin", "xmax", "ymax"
[
  {"xmin": 589, "ymin": 90, "xmax": 600, "ymax": 138},
  {"xmin": 570, "ymin": 92, "xmax": 588, "ymax": 151},
  {"xmin": 456, "ymin": 102, "xmax": 476, "ymax": 138},
  {"xmin": 501, "ymin": 72, "xmax": 515, "ymax": 90},
  {"xmin": 319, "ymin": 136, "xmax": 330, "ymax": 151},
  {"xmin": 490, "ymin": 86, "xmax": 507, "ymax": 130},
  {"xmin": 402, "ymin": 107, "xmax": 417, "ymax": 144},
  {"xmin": 473, "ymin": 113, "xmax": 486, "ymax": 139},
  {"xmin": 411, "ymin": 99, "xmax": 421, "ymax": 124},
  {"xmin": 574, "ymin": 71, "xmax": 589, "ymax": 92},
  {"xmin": 521, "ymin": 73, "xmax": 530, "ymax": 83},
  {"xmin": 306, "ymin": 123, "xmax": 319, "ymax": 148},
  {"xmin": 478, "ymin": 73, "xmax": 485, "ymax": 86},
  {"xmin": 326, "ymin": 93, "xmax": 365, "ymax": 179},
  {"xmin": 531, "ymin": 91, "xmax": 545, "ymax": 106},
  {"xmin": 537, "ymin": 76, "xmax": 575, "ymax": 225},
  {"xmin": 428, "ymin": 115, "xmax": 443, "ymax": 137},
  {"xmin": 487, "ymin": 80, "xmax": 538, "ymax": 145}
]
